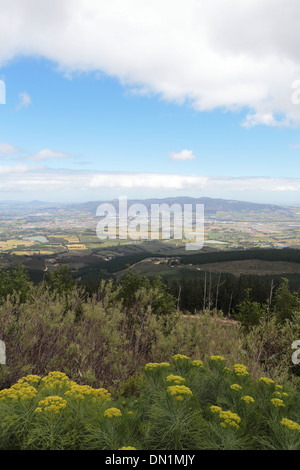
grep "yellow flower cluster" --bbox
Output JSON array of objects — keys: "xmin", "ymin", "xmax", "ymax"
[
  {"xmin": 230, "ymin": 384, "xmax": 242, "ymax": 391},
  {"xmin": 211, "ymin": 406, "xmax": 241, "ymax": 429},
  {"xmin": 259, "ymin": 377, "xmax": 275, "ymax": 386},
  {"xmin": 167, "ymin": 385, "xmax": 193, "ymax": 401},
  {"xmin": 41, "ymin": 371, "xmax": 70, "ymax": 389},
  {"xmin": 35, "ymin": 396, "xmax": 67, "ymax": 414},
  {"xmin": 275, "ymin": 384, "xmax": 283, "ymax": 390},
  {"xmin": 0, "ymin": 382, "xmax": 37, "ymax": 401},
  {"xmin": 144, "ymin": 362, "xmax": 170, "ymax": 371},
  {"xmin": 17, "ymin": 375, "xmax": 41, "ymax": 387},
  {"xmin": 241, "ymin": 395, "xmax": 255, "ymax": 404},
  {"xmin": 65, "ymin": 382, "xmax": 111, "ymax": 401},
  {"xmin": 104, "ymin": 407, "xmax": 122, "ymax": 418},
  {"xmin": 210, "ymin": 405, "xmax": 222, "ymax": 414},
  {"xmin": 281, "ymin": 418, "xmax": 300, "ymax": 433},
  {"xmin": 172, "ymin": 354, "xmax": 189, "ymax": 361},
  {"xmin": 210, "ymin": 355, "xmax": 226, "ymax": 361},
  {"xmin": 271, "ymin": 398, "xmax": 285, "ymax": 408},
  {"xmin": 192, "ymin": 360, "xmax": 204, "ymax": 367},
  {"xmin": 118, "ymin": 447, "xmax": 136, "ymax": 450},
  {"xmin": 219, "ymin": 411, "xmax": 241, "ymax": 429},
  {"xmin": 166, "ymin": 374, "xmax": 185, "ymax": 384},
  {"xmin": 233, "ymin": 364, "xmax": 249, "ymax": 376}
]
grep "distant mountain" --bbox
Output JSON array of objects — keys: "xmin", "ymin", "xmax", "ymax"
[
  {"xmin": 0, "ymin": 196, "xmax": 294, "ymax": 216},
  {"xmin": 73, "ymin": 196, "xmax": 291, "ymax": 215}
]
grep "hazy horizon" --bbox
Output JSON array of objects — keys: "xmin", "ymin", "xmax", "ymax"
[{"xmin": 0, "ymin": 194, "xmax": 299, "ymax": 208}]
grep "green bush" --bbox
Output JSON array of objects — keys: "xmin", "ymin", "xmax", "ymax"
[{"xmin": 1, "ymin": 355, "xmax": 300, "ymax": 450}]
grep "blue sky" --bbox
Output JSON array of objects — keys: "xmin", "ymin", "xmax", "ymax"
[{"xmin": 1, "ymin": 1, "xmax": 300, "ymax": 204}]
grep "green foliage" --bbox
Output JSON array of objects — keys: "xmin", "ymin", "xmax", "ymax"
[
  {"xmin": 1, "ymin": 262, "xmax": 300, "ymax": 450},
  {"xmin": 234, "ymin": 289, "xmax": 269, "ymax": 330},
  {"xmin": 273, "ymin": 278, "xmax": 300, "ymax": 324},
  {"xmin": 117, "ymin": 270, "xmax": 177, "ymax": 317},
  {"xmin": 0, "ymin": 282, "xmax": 244, "ymax": 390},
  {"xmin": 0, "ymin": 264, "xmax": 32, "ymax": 303},
  {"xmin": 45, "ymin": 265, "xmax": 75, "ymax": 295},
  {"xmin": 1, "ymin": 356, "xmax": 300, "ymax": 450},
  {"xmin": 234, "ymin": 279, "xmax": 300, "ymax": 329}
]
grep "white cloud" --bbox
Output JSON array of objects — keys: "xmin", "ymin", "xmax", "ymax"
[
  {"xmin": 28, "ymin": 149, "xmax": 70, "ymax": 161},
  {"xmin": 1, "ymin": 1, "xmax": 300, "ymax": 125},
  {"xmin": 169, "ymin": 149, "xmax": 196, "ymax": 161},
  {"xmin": 0, "ymin": 165, "xmax": 300, "ymax": 195},
  {"xmin": 16, "ymin": 92, "xmax": 32, "ymax": 110},
  {"xmin": 0, "ymin": 142, "xmax": 20, "ymax": 157}
]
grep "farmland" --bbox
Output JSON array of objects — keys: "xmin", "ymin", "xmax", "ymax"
[{"xmin": 0, "ymin": 198, "xmax": 300, "ymax": 284}]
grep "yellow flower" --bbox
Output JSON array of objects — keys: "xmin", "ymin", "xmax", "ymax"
[
  {"xmin": 219, "ymin": 410, "xmax": 241, "ymax": 429},
  {"xmin": 65, "ymin": 383, "xmax": 111, "ymax": 401},
  {"xmin": 144, "ymin": 362, "xmax": 170, "ymax": 371},
  {"xmin": 210, "ymin": 355, "xmax": 226, "ymax": 361},
  {"xmin": 233, "ymin": 364, "xmax": 249, "ymax": 376},
  {"xmin": 17, "ymin": 375, "xmax": 41, "ymax": 386},
  {"xmin": 210, "ymin": 405, "xmax": 223, "ymax": 414},
  {"xmin": 192, "ymin": 360, "xmax": 204, "ymax": 367},
  {"xmin": 176, "ymin": 395, "xmax": 184, "ymax": 401},
  {"xmin": 230, "ymin": 384, "xmax": 242, "ymax": 391},
  {"xmin": 118, "ymin": 447, "xmax": 136, "ymax": 450},
  {"xmin": 259, "ymin": 377, "xmax": 275, "ymax": 386},
  {"xmin": 172, "ymin": 354, "xmax": 189, "ymax": 361},
  {"xmin": 241, "ymin": 395, "xmax": 255, "ymax": 404},
  {"xmin": 212, "ymin": 408, "xmax": 241, "ymax": 429},
  {"xmin": 104, "ymin": 407, "xmax": 122, "ymax": 418},
  {"xmin": 166, "ymin": 374, "xmax": 185, "ymax": 384},
  {"xmin": 271, "ymin": 398, "xmax": 285, "ymax": 408},
  {"xmin": 127, "ymin": 411, "xmax": 133, "ymax": 416},
  {"xmin": 36, "ymin": 396, "xmax": 67, "ymax": 414},
  {"xmin": 275, "ymin": 384, "xmax": 283, "ymax": 390},
  {"xmin": 41, "ymin": 372, "xmax": 70, "ymax": 390},
  {"xmin": 167, "ymin": 385, "xmax": 192, "ymax": 398},
  {"xmin": 0, "ymin": 382, "xmax": 37, "ymax": 401},
  {"xmin": 281, "ymin": 418, "xmax": 300, "ymax": 432}
]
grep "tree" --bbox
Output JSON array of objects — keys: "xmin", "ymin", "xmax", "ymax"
[
  {"xmin": 234, "ymin": 288, "xmax": 268, "ymax": 330},
  {"xmin": 117, "ymin": 270, "xmax": 176, "ymax": 317},
  {"xmin": 46, "ymin": 265, "xmax": 74, "ymax": 294},
  {"xmin": 273, "ymin": 278, "xmax": 300, "ymax": 324},
  {"xmin": 0, "ymin": 264, "xmax": 32, "ymax": 303}
]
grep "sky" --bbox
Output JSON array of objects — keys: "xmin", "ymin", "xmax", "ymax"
[{"xmin": 1, "ymin": 0, "xmax": 300, "ymax": 205}]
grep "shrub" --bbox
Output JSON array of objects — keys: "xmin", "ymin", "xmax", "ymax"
[{"xmin": 1, "ymin": 356, "xmax": 300, "ymax": 450}]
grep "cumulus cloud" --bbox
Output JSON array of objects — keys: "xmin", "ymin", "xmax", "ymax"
[
  {"xmin": 1, "ymin": 1, "xmax": 300, "ymax": 125},
  {"xmin": 0, "ymin": 142, "xmax": 20, "ymax": 157},
  {"xmin": 169, "ymin": 149, "xmax": 196, "ymax": 161},
  {"xmin": 28, "ymin": 149, "xmax": 70, "ymax": 161},
  {"xmin": 16, "ymin": 92, "xmax": 32, "ymax": 110}
]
